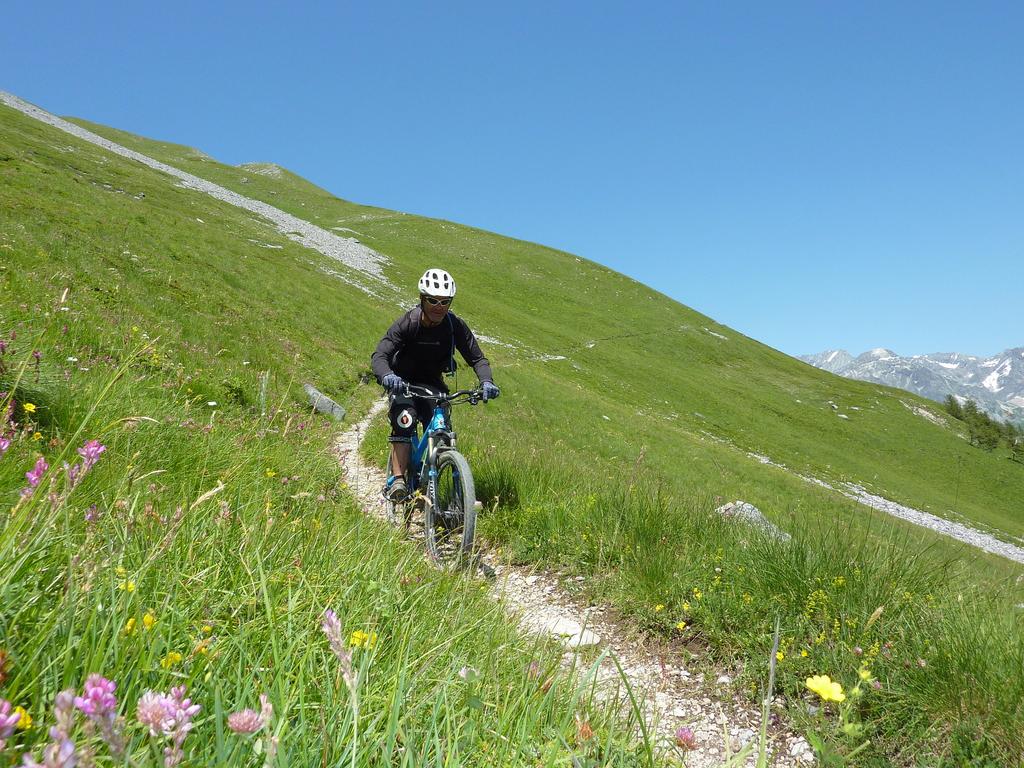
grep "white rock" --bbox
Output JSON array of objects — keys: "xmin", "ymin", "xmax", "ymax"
[
  {"xmin": 543, "ymin": 617, "xmax": 582, "ymax": 637},
  {"xmin": 566, "ymin": 629, "xmax": 602, "ymax": 649},
  {"xmin": 733, "ymin": 727, "xmax": 755, "ymax": 747},
  {"xmin": 716, "ymin": 674, "xmax": 732, "ymax": 685},
  {"xmin": 789, "ymin": 738, "xmax": 812, "ymax": 759}
]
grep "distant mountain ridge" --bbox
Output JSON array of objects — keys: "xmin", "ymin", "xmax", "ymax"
[{"xmin": 799, "ymin": 347, "xmax": 1024, "ymax": 424}]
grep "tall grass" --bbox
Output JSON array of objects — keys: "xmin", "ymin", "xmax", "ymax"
[
  {"xmin": 0, "ymin": 321, "xmax": 653, "ymax": 766},
  {"xmin": 451, "ymin": 443, "xmax": 1024, "ymax": 765}
]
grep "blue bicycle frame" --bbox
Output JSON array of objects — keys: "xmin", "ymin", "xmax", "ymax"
[{"xmin": 408, "ymin": 404, "xmax": 450, "ymax": 493}]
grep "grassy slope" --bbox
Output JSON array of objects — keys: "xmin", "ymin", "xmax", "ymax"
[
  {"xmin": 65, "ymin": 118, "xmax": 1024, "ymax": 546},
  {"xmin": 0, "ymin": 105, "xmax": 649, "ymax": 767},
  {"xmin": 2, "ymin": 103, "xmax": 1021, "ymax": 763}
]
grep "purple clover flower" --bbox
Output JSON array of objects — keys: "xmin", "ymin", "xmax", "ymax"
[
  {"xmin": 135, "ymin": 687, "xmax": 200, "ymax": 767},
  {"xmin": 0, "ymin": 435, "xmax": 10, "ymax": 458},
  {"xmin": 163, "ymin": 687, "xmax": 200, "ymax": 768},
  {"xmin": 674, "ymin": 726, "xmax": 697, "ymax": 751},
  {"xmin": 228, "ymin": 693, "xmax": 273, "ymax": 735},
  {"xmin": 227, "ymin": 708, "xmax": 263, "ymax": 734},
  {"xmin": 136, "ymin": 691, "xmax": 172, "ymax": 737}
]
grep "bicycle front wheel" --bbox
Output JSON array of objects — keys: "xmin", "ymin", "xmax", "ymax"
[{"xmin": 425, "ymin": 449, "xmax": 476, "ymax": 567}]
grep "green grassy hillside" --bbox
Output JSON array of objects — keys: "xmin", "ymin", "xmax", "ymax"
[{"xmin": 2, "ymin": 100, "xmax": 1023, "ymax": 765}]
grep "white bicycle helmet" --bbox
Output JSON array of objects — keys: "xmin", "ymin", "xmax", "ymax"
[{"xmin": 418, "ymin": 268, "xmax": 457, "ymax": 298}]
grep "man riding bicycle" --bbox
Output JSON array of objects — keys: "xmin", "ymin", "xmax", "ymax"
[{"xmin": 371, "ymin": 268, "xmax": 500, "ymax": 501}]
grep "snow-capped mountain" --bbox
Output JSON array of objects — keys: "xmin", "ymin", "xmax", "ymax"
[{"xmin": 799, "ymin": 347, "xmax": 1024, "ymax": 424}]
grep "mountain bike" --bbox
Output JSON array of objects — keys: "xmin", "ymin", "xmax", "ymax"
[{"xmin": 383, "ymin": 384, "xmax": 484, "ymax": 567}]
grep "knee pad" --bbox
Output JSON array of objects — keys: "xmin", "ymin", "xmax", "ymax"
[{"xmin": 389, "ymin": 401, "xmax": 417, "ymax": 439}]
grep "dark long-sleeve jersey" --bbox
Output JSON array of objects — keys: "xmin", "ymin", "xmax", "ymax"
[{"xmin": 371, "ymin": 307, "xmax": 493, "ymax": 390}]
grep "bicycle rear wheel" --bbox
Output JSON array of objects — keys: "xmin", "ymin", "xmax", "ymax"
[{"xmin": 425, "ymin": 449, "xmax": 476, "ymax": 567}]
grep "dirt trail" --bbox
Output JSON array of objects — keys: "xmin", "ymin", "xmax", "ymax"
[{"xmin": 333, "ymin": 400, "xmax": 813, "ymax": 767}]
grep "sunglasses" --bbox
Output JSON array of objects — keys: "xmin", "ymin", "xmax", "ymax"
[{"xmin": 423, "ymin": 296, "xmax": 452, "ymax": 307}]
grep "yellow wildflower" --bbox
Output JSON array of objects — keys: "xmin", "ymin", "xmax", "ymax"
[
  {"xmin": 348, "ymin": 629, "xmax": 378, "ymax": 649},
  {"xmin": 776, "ymin": 651, "xmax": 785, "ymax": 662},
  {"xmin": 858, "ymin": 667, "xmax": 872, "ymax": 681},
  {"xmin": 805, "ymin": 674, "xmax": 845, "ymax": 703},
  {"xmin": 23, "ymin": 403, "xmax": 37, "ymax": 414},
  {"xmin": 14, "ymin": 706, "xmax": 31, "ymax": 729},
  {"xmin": 692, "ymin": 588, "xmax": 702, "ymax": 601},
  {"xmin": 742, "ymin": 593, "xmax": 753, "ymax": 604},
  {"xmin": 201, "ymin": 624, "xmax": 212, "ymax": 635},
  {"xmin": 682, "ymin": 601, "xmax": 691, "ymax": 613},
  {"xmin": 675, "ymin": 621, "xmax": 687, "ymax": 631},
  {"xmin": 801, "ymin": 649, "xmax": 809, "ymax": 658},
  {"xmin": 161, "ymin": 651, "xmax": 183, "ymax": 669},
  {"xmin": 118, "ymin": 580, "xmax": 136, "ymax": 593},
  {"xmin": 143, "ymin": 611, "xmax": 157, "ymax": 630},
  {"xmin": 265, "ymin": 469, "xmax": 277, "ymax": 478},
  {"xmin": 654, "ymin": 604, "xmax": 665, "ymax": 613},
  {"xmin": 115, "ymin": 567, "xmax": 127, "ymax": 577},
  {"xmin": 123, "ymin": 617, "xmax": 137, "ymax": 635},
  {"xmin": 32, "ymin": 432, "xmax": 42, "ymax": 441}
]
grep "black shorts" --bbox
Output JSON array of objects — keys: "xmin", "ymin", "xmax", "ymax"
[{"xmin": 388, "ymin": 386, "xmax": 449, "ymax": 442}]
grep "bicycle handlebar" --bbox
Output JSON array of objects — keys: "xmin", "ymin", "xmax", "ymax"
[{"xmin": 403, "ymin": 384, "xmax": 485, "ymax": 405}]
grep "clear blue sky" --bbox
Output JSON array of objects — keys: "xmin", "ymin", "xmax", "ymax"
[{"xmin": 4, "ymin": 1, "xmax": 1021, "ymax": 357}]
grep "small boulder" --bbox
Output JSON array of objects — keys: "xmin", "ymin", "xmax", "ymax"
[
  {"xmin": 303, "ymin": 383, "xmax": 346, "ymax": 421},
  {"xmin": 716, "ymin": 501, "xmax": 792, "ymax": 542}
]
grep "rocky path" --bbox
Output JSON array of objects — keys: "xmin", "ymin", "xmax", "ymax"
[{"xmin": 333, "ymin": 401, "xmax": 813, "ymax": 767}]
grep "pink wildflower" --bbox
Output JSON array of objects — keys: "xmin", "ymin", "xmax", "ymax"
[
  {"xmin": 136, "ymin": 691, "xmax": 172, "ymax": 736},
  {"xmin": 74, "ymin": 675, "xmax": 123, "ymax": 757},
  {"xmin": 22, "ymin": 456, "xmax": 48, "ymax": 497},
  {"xmin": 0, "ymin": 435, "xmax": 10, "ymax": 457},
  {"xmin": 74, "ymin": 675, "xmax": 116, "ymax": 717},
  {"xmin": 53, "ymin": 690, "xmax": 76, "ymax": 739},
  {"xmin": 162, "ymin": 686, "xmax": 200, "ymax": 768},
  {"xmin": 227, "ymin": 709, "xmax": 263, "ymax": 735},
  {"xmin": 20, "ymin": 738, "xmax": 77, "ymax": 768},
  {"xmin": 77, "ymin": 440, "xmax": 105, "ymax": 471},
  {"xmin": 674, "ymin": 726, "xmax": 698, "ymax": 751},
  {"xmin": 1, "ymin": 699, "xmax": 21, "ymax": 745},
  {"xmin": 321, "ymin": 609, "xmax": 356, "ymax": 692},
  {"xmin": 135, "ymin": 687, "xmax": 201, "ymax": 767},
  {"xmin": 61, "ymin": 440, "xmax": 106, "ymax": 492}
]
